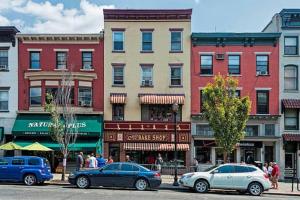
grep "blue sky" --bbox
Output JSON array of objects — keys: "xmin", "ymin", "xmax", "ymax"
[{"xmin": 1, "ymin": 0, "xmax": 300, "ymax": 33}]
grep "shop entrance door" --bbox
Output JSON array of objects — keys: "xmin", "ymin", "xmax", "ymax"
[
  {"xmin": 284, "ymin": 153, "xmax": 295, "ymax": 178},
  {"xmin": 244, "ymin": 149, "xmax": 255, "ymax": 164},
  {"xmin": 109, "ymin": 144, "xmax": 120, "ymax": 162}
]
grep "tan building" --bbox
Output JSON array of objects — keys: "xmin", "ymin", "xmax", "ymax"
[{"xmin": 103, "ymin": 9, "xmax": 192, "ymax": 167}]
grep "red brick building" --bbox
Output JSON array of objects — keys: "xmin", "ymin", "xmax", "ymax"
[
  {"xmin": 12, "ymin": 34, "xmax": 104, "ymax": 165},
  {"xmin": 190, "ymin": 33, "xmax": 281, "ymax": 168}
]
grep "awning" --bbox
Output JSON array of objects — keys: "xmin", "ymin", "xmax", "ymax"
[
  {"xmin": 282, "ymin": 133, "xmax": 300, "ymax": 142},
  {"xmin": 123, "ymin": 143, "xmax": 189, "ymax": 151},
  {"xmin": 282, "ymin": 99, "xmax": 300, "ymax": 109},
  {"xmin": 139, "ymin": 94, "xmax": 185, "ymax": 104},
  {"xmin": 110, "ymin": 93, "xmax": 127, "ymax": 104},
  {"xmin": 12, "ymin": 114, "xmax": 103, "ymax": 136},
  {"xmin": 15, "ymin": 140, "xmax": 101, "ymax": 151}
]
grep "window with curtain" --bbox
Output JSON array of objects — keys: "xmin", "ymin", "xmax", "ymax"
[
  {"xmin": 284, "ymin": 65, "xmax": 298, "ymax": 90},
  {"xmin": 200, "ymin": 55, "xmax": 213, "ymax": 75}
]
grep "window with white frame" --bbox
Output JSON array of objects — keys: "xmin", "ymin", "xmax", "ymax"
[
  {"xmin": 29, "ymin": 87, "xmax": 41, "ymax": 106},
  {"xmin": 285, "ymin": 109, "xmax": 299, "ymax": 130},
  {"xmin": 113, "ymin": 66, "xmax": 124, "ymax": 85},
  {"xmin": 78, "ymin": 87, "xmax": 92, "ymax": 107},
  {"xmin": 256, "ymin": 55, "xmax": 269, "ymax": 75},
  {"xmin": 113, "ymin": 31, "xmax": 124, "ymax": 51},
  {"xmin": 170, "ymin": 31, "xmax": 182, "ymax": 51},
  {"xmin": 200, "ymin": 55, "xmax": 213, "ymax": 75},
  {"xmin": 56, "ymin": 52, "xmax": 67, "ymax": 69},
  {"xmin": 284, "ymin": 36, "xmax": 298, "ymax": 55},
  {"xmin": 228, "ymin": 55, "xmax": 240, "ymax": 74},
  {"xmin": 141, "ymin": 66, "xmax": 153, "ymax": 86},
  {"xmin": 0, "ymin": 50, "xmax": 8, "ymax": 70},
  {"xmin": 82, "ymin": 52, "xmax": 92, "ymax": 69},
  {"xmin": 0, "ymin": 90, "xmax": 8, "ymax": 111},
  {"xmin": 141, "ymin": 31, "xmax": 152, "ymax": 51},
  {"xmin": 284, "ymin": 65, "xmax": 298, "ymax": 90},
  {"xmin": 170, "ymin": 66, "xmax": 182, "ymax": 86}
]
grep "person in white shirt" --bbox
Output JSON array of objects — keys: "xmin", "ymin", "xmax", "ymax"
[
  {"xmin": 89, "ymin": 153, "xmax": 98, "ymax": 168},
  {"xmin": 263, "ymin": 162, "xmax": 268, "ymax": 174},
  {"xmin": 268, "ymin": 162, "xmax": 273, "ymax": 177}
]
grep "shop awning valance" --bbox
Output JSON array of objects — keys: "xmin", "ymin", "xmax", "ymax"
[
  {"xmin": 123, "ymin": 143, "xmax": 189, "ymax": 151},
  {"xmin": 110, "ymin": 93, "xmax": 127, "ymax": 104},
  {"xmin": 282, "ymin": 99, "xmax": 300, "ymax": 109},
  {"xmin": 12, "ymin": 114, "xmax": 103, "ymax": 136},
  {"xmin": 282, "ymin": 133, "xmax": 300, "ymax": 142},
  {"xmin": 138, "ymin": 94, "xmax": 185, "ymax": 104}
]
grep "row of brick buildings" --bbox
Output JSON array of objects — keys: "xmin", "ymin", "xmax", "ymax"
[{"xmin": 0, "ymin": 8, "xmax": 299, "ymax": 179}]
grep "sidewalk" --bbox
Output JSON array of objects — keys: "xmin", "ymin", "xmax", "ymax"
[{"xmin": 49, "ymin": 174, "xmax": 300, "ymax": 196}]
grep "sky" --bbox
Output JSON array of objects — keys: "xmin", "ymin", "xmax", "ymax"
[{"xmin": 1, "ymin": 0, "xmax": 300, "ymax": 33}]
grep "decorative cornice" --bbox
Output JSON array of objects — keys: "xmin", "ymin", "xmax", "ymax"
[
  {"xmin": 0, "ymin": 26, "xmax": 19, "ymax": 47},
  {"xmin": 104, "ymin": 9, "xmax": 192, "ymax": 21}
]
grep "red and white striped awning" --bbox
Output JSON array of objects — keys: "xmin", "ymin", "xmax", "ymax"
[
  {"xmin": 123, "ymin": 143, "xmax": 189, "ymax": 151},
  {"xmin": 139, "ymin": 94, "xmax": 185, "ymax": 104},
  {"xmin": 110, "ymin": 93, "xmax": 127, "ymax": 104}
]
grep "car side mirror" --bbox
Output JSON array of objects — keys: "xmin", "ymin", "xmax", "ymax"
[{"xmin": 211, "ymin": 170, "xmax": 218, "ymax": 174}]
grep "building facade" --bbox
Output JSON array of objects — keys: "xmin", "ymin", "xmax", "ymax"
[
  {"xmin": 103, "ymin": 9, "xmax": 192, "ymax": 166},
  {"xmin": 13, "ymin": 34, "xmax": 104, "ymax": 168},
  {"xmin": 0, "ymin": 27, "xmax": 19, "ymax": 156},
  {"xmin": 191, "ymin": 33, "xmax": 281, "ymax": 170},
  {"xmin": 263, "ymin": 9, "xmax": 300, "ymax": 178}
]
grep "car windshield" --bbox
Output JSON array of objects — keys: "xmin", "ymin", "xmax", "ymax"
[
  {"xmin": 204, "ymin": 165, "xmax": 218, "ymax": 172},
  {"xmin": 138, "ymin": 165, "xmax": 151, "ymax": 172}
]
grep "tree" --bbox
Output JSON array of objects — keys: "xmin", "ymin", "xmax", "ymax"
[
  {"xmin": 45, "ymin": 71, "xmax": 78, "ymax": 181},
  {"xmin": 202, "ymin": 75, "xmax": 251, "ymax": 163}
]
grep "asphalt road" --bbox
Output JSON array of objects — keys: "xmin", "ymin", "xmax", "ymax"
[{"xmin": 0, "ymin": 184, "xmax": 297, "ymax": 200}]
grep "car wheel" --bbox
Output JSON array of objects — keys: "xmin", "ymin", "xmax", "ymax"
[
  {"xmin": 248, "ymin": 182, "xmax": 263, "ymax": 196},
  {"xmin": 194, "ymin": 179, "xmax": 209, "ymax": 193},
  {"xmin": 76, "ymin": 176, "xmax": 90, "ymax": 189},
  {"xmin": 135, "ymin": 178, "xmax": 148, "ymax": 191},
  {"xmin": 23, "ymin": 174, "xmax": 37, "ymax": 186}
]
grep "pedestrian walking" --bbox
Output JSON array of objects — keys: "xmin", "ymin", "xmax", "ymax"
[
  {"xmin": 89, "ymin": 153, "xmax": 98, "ymax": 168},
  {"xmin": 268, "ymin": 162, "xmax": 273, "ymax": 177},
  {"xmin": 76, "ymin": 152, "xmax": 84, "ymax": 171},
  {"xmin": 155, "ymin": 153, "xmax": 163, "ymax": 173},
  {"xmin": 96, "ymin": 154, "xmax": 107, "ymax": 168},
  {"xmin": 192, "ymin": 158, "xmax": 199, "ymax": 172},
  {"xmin": 271, "ymin": 162, "xmax": 280, "ymax": 189},
  {"xmin": 263, "ymin": 162, "xmax": 268, "ymax": 174},
  {"xmin": 107, "ymin": 156, "xmax": 114, "ymax": 164}
]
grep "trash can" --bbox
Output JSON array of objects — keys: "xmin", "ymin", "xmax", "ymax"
[{"xmin": 254, "ymin": 161, "xmax": 263, "ymax": 170}]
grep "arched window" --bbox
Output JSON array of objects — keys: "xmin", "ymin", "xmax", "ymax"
[{"xmin": 284, "ymin": 65, "xmax": 298, "ymax": 90}]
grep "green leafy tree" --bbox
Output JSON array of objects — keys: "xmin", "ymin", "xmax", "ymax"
[
  {"xmin": 202, "ymin": 75, "xmax": 251, "ymax": 163},
  {"xmin": 45, "ymin": 71, "xmax": 78, "ymax": 181}
]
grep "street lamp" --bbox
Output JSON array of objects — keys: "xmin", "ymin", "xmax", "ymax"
[{"xmin": 172, "ymin": 102, "xmax": 179, "ymax": 186}]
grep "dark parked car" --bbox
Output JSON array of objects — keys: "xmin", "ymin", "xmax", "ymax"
[
  {"xmin": 0, "ymin": 156, "xmax": 53, "ymax": 186},
  {"xmin": 68, "ymin": 162, "xmax": 162, "ymax": 190}
]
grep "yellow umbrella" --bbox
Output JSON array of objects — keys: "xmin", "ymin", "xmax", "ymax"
[
  {"xmin": 22, "ymin": 142, "xmax": 53, "ymax": 151},
  {"xmin": 0, "ymin": 142, "xmax": 23, "ymax": 150}
]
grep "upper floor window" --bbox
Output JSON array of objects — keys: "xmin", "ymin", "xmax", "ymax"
[
  {"xmin": 170, "ymin": 66, "xmax": 182, "ymax": 86},
  {"xmin": 245, "ymin": 125, "xmax": 259, "ymax": 137},
  {"xmin": 285, "ymin": 109, "xmax": 299, "ymax": 130},
  {"xmin": 256, "ymin": 90, "xmax": 269, "ymax": 114},
  {"xmin": 170, "ymin": 31, "xmax": 182, "ymax": 51},
  {"xmin": 141, "ymin": 31, "xmax": 152, "ymax": 51},
  {"xmin": 141, "ymin": 104, "xmax": 182, "ymax": 122},
  {"xmin": 112, "ymin": 104, "xmax": 124, "ymax": 121},
  {"xmin": 113, "ymin": 66, "xmax": 124, "ymax": 86},
  {"xmin": 113, "ymin": 31, "xmax": 124, "ymax": 51},
  {"xmin": 0, "ymin": 50, "xmax": 8, "ymax": 70},
  {"xmin": 228, "ymin": 55, "xmax": 240, "ymax": 75},
  {"xmin": 196, "ymin": 125, "xmax": 213, "ymax": 136},
  {"xmin": 30, "ymin": 52, "xmax": 40, "ymax": 69},
  {"xmin": 78, "ymin": 87, "xmax": 92, "ymax": 107},
  {"xmin": 30, "ymin": 87, "xmax": 41, "ymax": 106},
  {"xmin": 56, "ymin": 52, "xmax": 67, "ymax": 69},
  {"xmin": 200, "ymin": 55, "xmax": 213, "ymax": 75},
  {"xmin": 284, "ymin": 65, "xmax": 298, "ymax": 90},
  {"xmin": 284, "ymin": 36, "xmax": 298, "ymax": 55},
  {"xmin": 141, "ymin": 66, "xmax": 153, "ymax": 87},
  {"xmin": 265, "ymin": 124, "xmax": 275, "ymax": 136},
  {"xmin": 256, "ymin": 55, "xmax": 268, "ymax": 75},
  {"xmin": 0, "ymin": 90, "xmax": 8, "ymax": 111},
  {"xmin": 46, "ymin": 87, "xmax": 74, "ymax": 105},
  {"xmin": 82, "ymin": 52, "xmax": 92, "ymax": 69}
]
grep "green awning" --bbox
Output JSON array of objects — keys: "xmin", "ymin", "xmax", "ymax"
[
  {"xmin": 12, "ymin": 114, "xmax": 103, "ymax": 136},
  {"xmin": 15, "ymin": 140, "xmax": 101, "ymax": 151}
]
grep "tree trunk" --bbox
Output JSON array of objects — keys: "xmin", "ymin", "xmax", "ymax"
[
  {"xmin": 61, "ymin": 154, "xmax": 67, "ymax": 181},
  {"xmin": 223, "ymin": 151, "xmax": 228, "ymax": 164}
]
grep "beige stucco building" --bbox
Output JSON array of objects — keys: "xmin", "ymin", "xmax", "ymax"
[{"xmin": 103, "ymin": 9, "xmax": 192, "ymax": 165}]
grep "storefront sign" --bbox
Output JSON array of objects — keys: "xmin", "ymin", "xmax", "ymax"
[
  {"xmin": 237, "ymin": 141, "xmax": 263, "ymax": 148},
  {"xmin": 125, "ymin": 133, "xmax": 169, "ymax": 142},
  {"xmin": 28, "ymin": 121, "xmax": 87, "ymax": 129}
]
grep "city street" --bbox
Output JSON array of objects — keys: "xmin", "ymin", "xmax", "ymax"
[{"xmin": 0, "ymin": 184, "xmax": 297, "ymax": 200}]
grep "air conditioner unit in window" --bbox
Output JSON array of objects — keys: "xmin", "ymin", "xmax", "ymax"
[
  {"xmin": 142, "ymin": 80, "xmax": 153, "ymax": 86},
  {"xmin": 0, "ymin": 65, "xmax": 7, "ymax": 70},
  {"xmin": 215, "ymin": 53, "xmax": 225, "ymax": 60},
  {"xmin": 79, "ymin": 100, "xmax": 91, "ymax": 107},
  {"xmin": 257, "ymin": 71, "xmax": 268, "ymax": 76}
]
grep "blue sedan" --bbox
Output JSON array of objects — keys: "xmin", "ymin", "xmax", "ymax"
[{"xmin": 68, "ymin": 162, "xmax": 161, "ymax": 190}]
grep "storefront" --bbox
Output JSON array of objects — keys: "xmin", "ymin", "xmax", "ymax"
[
  {"xmin": 11, "ymin": 113, "xmax": 103, "ymax": 170},
  {"xmin": 104, "ymin": 122, "xmax": 191, "ymax": 166},
  {"xmin": 282, "ymin": 134, "xmax": 300, "ymax": 179}
]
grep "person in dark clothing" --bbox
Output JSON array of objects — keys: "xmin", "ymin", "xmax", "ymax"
[{"xmin": 76, "ymin": 152, "xmax": 84, "ymax": 171}]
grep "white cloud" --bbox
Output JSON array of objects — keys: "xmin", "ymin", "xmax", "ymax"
[
  {"xmin": 7, "ymin": 0, "xmax": 115, "ymax": 33},
  {"xmin": 0, "ymin": 0, "xmax": 26, "ymax": 11},
  {"xmin": 0, "ymin": 15, "xmax": 10, "ymax": 25}
]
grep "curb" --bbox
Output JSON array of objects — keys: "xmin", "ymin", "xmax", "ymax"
[{"xmin": 265, "ymin": 192, "xmax": 300, "ymax": 197}]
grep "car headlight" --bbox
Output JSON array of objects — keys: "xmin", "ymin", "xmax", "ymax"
[
  {"xmin": 69, "ymin": 173, "xmax": 75, "ymax": 177},
  {"xmin": 182, "ymin": 173, "xmax": 194, "ymax": 179}
]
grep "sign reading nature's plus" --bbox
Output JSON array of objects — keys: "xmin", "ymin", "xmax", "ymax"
[{"xmin": 28, "ymin": 121, "xmax": 87, "ymax": 129}]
